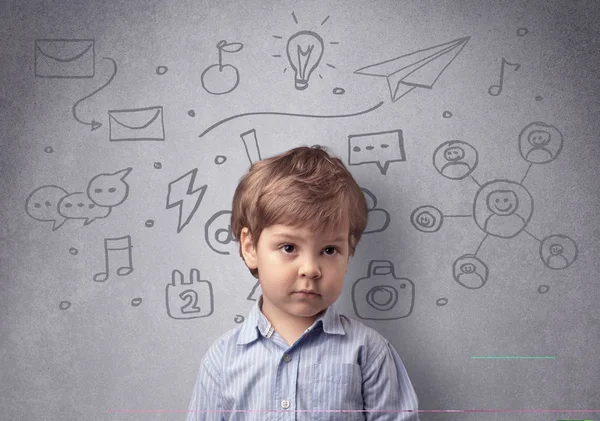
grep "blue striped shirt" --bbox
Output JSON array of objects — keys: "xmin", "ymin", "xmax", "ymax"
[{"xmin": 186, "ymin": 295, "xmax": 420, "ymax": 420}]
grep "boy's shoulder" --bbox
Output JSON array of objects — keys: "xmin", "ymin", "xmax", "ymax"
[{"xmin": 337, "ymin": 312, "xmax": 393, "ymax": 347}]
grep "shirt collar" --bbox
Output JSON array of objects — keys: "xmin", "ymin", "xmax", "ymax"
[{"xmin": 237, "ymin": 295, "xmax": 346, "ymax": 345}]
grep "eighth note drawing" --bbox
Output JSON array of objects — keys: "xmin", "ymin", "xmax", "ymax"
[
  {"xmin": 93, "ymin": 235, "xmax": 133, "ymax": 282},
  {"xmin": 488, "ymin": 58, "xmax": 521, "ymax": 96}
]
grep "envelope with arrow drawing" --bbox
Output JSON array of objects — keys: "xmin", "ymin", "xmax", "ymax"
[{"xmin": 108, "ymin": 106, "xmax": 165, "ymax": 141}]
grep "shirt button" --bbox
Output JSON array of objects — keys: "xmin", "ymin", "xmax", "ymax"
[
  {"xmin": 283, "ymin": 353, "xmax": 292, "ymax": 363},
  {"xmin": 281, "ymin": 399, "xmax": 290, "ymax": 409}
]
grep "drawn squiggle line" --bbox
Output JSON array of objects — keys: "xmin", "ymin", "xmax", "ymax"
[
  {"xmin": 198, "ymin": 101, "xmax": 385, "ymax": 138},
  {"xmin": 72, "ymin": 57, "xmax": 117, "ymax": 131}
]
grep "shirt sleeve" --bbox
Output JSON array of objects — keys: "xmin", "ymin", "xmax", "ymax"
[
  {"xmin": 362, "ymin": 339, "xmax": 420, "ymax": 421},
  {"xmin": 185, "ymin": 351, "xmax": 224, "ymax": 421}
]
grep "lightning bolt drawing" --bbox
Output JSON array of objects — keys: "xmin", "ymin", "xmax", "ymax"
[{"xmin": 166, "ymin": 168, "xmax": 207, "ymax": 233}]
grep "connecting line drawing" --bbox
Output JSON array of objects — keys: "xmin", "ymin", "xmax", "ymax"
[
  {"xmin": 72, "ymin": 57, "xmax": 117, "ymax": 130},
  {"xmin": 198, "ymin": 101, "xmax": 384, "ymax": 138},
  {"xmin": 411, "ymin": 121, "xmax": 578, "ymax": 287}
]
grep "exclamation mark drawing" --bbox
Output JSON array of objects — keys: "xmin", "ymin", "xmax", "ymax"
[
  {"xmin": 240, "ymin": 129, "xmax": 262, "ymax": 165},
  {"xmin": 240, "ymin": 128, "xmax": 262, "ymax": 302}
]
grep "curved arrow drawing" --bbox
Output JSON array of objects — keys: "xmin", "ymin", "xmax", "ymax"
[
  {"xmin": 72, "ymin": 57, "xmax": 117, "ymax": 131},
  {"xmin": 198, "ymin": 101, "xmax": 385, "ymax": 138}
]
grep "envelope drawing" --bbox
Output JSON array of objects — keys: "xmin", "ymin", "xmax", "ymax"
[
  {"xmin": 35, "ymin": 39, "xmax": 95, "ymax": 78},
  {"xmin": 108, "ymin": 106, "xmax": 165, "ymax": 141}
]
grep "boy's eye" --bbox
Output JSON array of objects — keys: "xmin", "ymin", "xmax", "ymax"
[
  {"xmin": 323, "ymin": 247, "xmax": 338, "ymax": 256},
  {"xmin": 281, "ymin": 244, "xmax": 295, "ymax": 253}
]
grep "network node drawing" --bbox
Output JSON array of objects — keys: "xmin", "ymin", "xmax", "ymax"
[{"xmin": 411, "ymin": 121, "xmax": 578, "ymax": 287}]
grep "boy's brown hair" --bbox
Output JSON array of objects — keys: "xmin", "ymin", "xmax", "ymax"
[{"xmin": 231, "ymin": 145, "xmax": 369, "ymax": 279}]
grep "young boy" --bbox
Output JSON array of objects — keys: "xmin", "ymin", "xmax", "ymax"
[{"xmin": 186, "ymin": 145, "xmax": 420, "ymax": 420}]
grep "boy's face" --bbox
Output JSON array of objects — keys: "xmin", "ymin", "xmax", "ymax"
[{"xmin": 240, "ymin": 219, "xmax": 350, "ymax": 329}]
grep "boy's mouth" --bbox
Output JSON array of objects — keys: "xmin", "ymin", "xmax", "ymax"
[{"xmin": 295, "ymin": 290, "xmax": 319, "ymax": 295}]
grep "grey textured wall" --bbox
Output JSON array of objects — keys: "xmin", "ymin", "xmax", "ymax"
[{"xmin": 1, "ymin": 0, "xmax": 599, "ymax": 420}]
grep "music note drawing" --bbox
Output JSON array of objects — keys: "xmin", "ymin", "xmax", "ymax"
[
  {"xmin": 488, "ymin": 58, "xmax": 521, "ymax": 96},
  {"xmin": 93, "ymin": 235, "xmax": 134, "ymax": 282}
]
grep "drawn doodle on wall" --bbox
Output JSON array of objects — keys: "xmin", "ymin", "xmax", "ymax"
[
  {"xmin": 354, "ymin": 36, "xmax": 470, "ymax": 102},
  {"xmin": 433, "ymin": 140, "xmax": 478, "ymax": 180},
  {"xmin": 473, "ymin": 180, "xmax": 533, "ymax": 239},
  {"xmin": 108, "ymin": 106, "xmax": 165, "ymax": 141},
  {"xmin": 348, "ymin": 129, "xmax": 406, "ymax": 175},
  {"xmin": 518, "ymin": 121, "xmax": 564, "ymax": 164},
  {"xmin": 166, "ymin": 268, "xmax": 214, "ymax": 319},
  {"xmin": 201, "ymin": 40, "xmax": 243, "ymax": 95},
  {"xmin": 166, "ymin": 168, "xmax": 207, "ymax": 233},
  {"xmin": 362, "ymin": 188, "xmax": 391, "ymax": 234},
  {"xmin": 198, "ymin": 99, "xmax": 383, "ymax": 138},
  {"xmin": 35, "ymin": 39, "xmax": 95, "ymax": 78},
  {"xmin": 410, "ymin": 205, "xmax": 444, "ymax": 233},
  {"xmin": 240, "ymin": 129, "xmax": 262, "ymax": 165},
  {"xmin": 93, "ymin": 235, "xmax": 133, "ymax": 282},
  {"xmin": 488, "ymin": 58, "xmax": 521, "ymax": 97},
  {"xmin": 205, "ymin": 210, "xmax": 237, "ymax": 255},
  {"xmin": 411, "ymin": 121, "xmax": 578, "ymax": 287},
  {"xmin": 247, "ymin": 281, "xmax": 261, "ymax": 301},
  {"xmin": 271, "ymin": 12, "xmax": 338, "ymax": 90},
  {"xmin": 72, "ymin": 57, "xmax": 117, "ymax": 131},
  {"xmin": 352, "ymin": 260, "xmax": 415, "ymax": 320},
  {"xmin": 34, "ymin": 39, "xmax": 117, "ymax": 130},
  {"xmin": 25, "ymin": 167, "xmax": 132, "ymax": 230},
  {"xmin": 452, "ymin": 254, "xmax": 489, "ymax": 289},
  {"xmin": 539, "ymin": 234, "xmax": 578, "ymax": 270}
]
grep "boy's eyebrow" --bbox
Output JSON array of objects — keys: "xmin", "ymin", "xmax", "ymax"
[{"xmin": 272, "ymin": 233, "xmax": 347, "ymax": 242}]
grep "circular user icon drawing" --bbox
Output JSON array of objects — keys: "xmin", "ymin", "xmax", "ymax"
[
  {"xmin": 452, "ymin": 254, "xmax": 489, "ymax": 289},
  {"xmin": 518, "ymin": 121, "xmax": 563, "ymax": 164},
  {"xmin": 433, "ymin": 140, "xmax": 479, "ymax": 180},
  {"xmin": 410, "ymin": 205, "xmax": 443, "ymax": 233},
  {"xmin": 539, "ymin": 234, "xmax": 578, "ymax": 270},
  {"xmin": 473, "ymin": 179, "xmax": 533, "ymax": 239}
]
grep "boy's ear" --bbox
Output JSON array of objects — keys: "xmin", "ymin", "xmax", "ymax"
[{"xmin": 240, "ymin": 227, "xmax": 258, "ymax": 269}]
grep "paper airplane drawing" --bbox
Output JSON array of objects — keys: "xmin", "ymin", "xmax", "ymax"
[{"xmin": 354, "ymin": 36, "xmax": 470, "ymax": 102}]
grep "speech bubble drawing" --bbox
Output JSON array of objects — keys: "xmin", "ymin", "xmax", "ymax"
[
  {"xmin": 348, "ymin": 129, "xmax": 406, "ymax": 175},
  {"xmin": 58, "ymin": 192, "xmax": 111, "ymax": 226},
  {"xmin": 86, "ymin": 167, "xmax": 132, "ymax": 207},
  {"xmin": 25, "ymin": 185, "xmax": 69, "ymax": 231}
]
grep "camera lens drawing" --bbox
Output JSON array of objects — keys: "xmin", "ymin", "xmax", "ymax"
[
  {"xmin": 411, "ymin": 122, "xmax": 578, "ymax": 288},
  {"xmin": 201, "ymin": 40, "xmax": 243, "ymax": 95}
]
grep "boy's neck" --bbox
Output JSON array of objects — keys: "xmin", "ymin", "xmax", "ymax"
[{"xmin": 260, "ymin": 298, "xmax": 326, "ymax": 345}]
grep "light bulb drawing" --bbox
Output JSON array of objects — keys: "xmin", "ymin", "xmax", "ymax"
[
  {"xmin": 286, "ymin": 30, "xmax": 324, "ymax": 90},
  {"xmin": 270, "ymin": 11, "xmax": 339, "ymax": 92}
]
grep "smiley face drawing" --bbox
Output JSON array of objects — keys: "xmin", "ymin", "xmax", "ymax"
[
  {"xmin": 452, "ymin": 254, "xmax": 488, "ymax": 289},
  {"xmin": 518, "ymin": 122, "xmax": 563, "ymax": 164},
  {"xmin": 410, "ymin": 205, "xmax": 444, "ymax": 233},
  {"xmin": 433, "ymin": 140, "xmax": 479, "ymax": 180},
  {"xmin": 539, "ymin": 234, "xmax": 578, "ymax": 270},
  {"xmin": 474, "ymin": 180, "xmax": 533, "ymax": 238}
]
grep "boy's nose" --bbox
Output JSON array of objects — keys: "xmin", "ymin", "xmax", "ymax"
[{"xmin": 299, "ymin": 257, "xmax": 321, "ymax": 278}]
